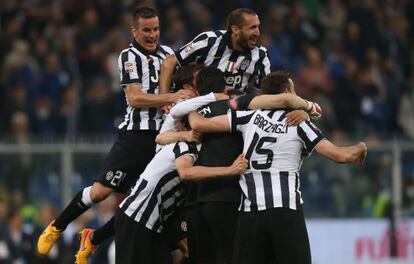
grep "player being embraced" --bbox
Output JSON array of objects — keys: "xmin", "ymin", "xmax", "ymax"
[
  {"xmin": 158, "ymin": 67, "xmax": 322, "ymax": 264},
  {"xmin": 113, "ymin": 65, "xmax": 248, "ymax": 264},
  {"xmin": 187, "ymin": 71, "xmax": 367, "ymax": 264}
]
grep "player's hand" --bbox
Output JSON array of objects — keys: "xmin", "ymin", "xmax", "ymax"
[
  {"xmin": 355, "ymin": 142, "xmax": 367, "ymax": 167},
  {"xmin": 305, "ymin": 100, "xmax": 322, "ymax": 120},
  {"xmin": 173, "ymin": 89, "xmax": 196, "ymax": 102},
  {"xmin": 286, "ymin": 110, "xmax": 309, "ymax": 126},
  {"xmin": 162, "ymin": 103, "xmax": 175, "ymax": 113},
  {"xmin": 186, "ymin": 130, "xmax": 202, "ymax": 143},
  {"xmin": 228, "ymin": 154, "xmax": 248, "ymax": 175}
]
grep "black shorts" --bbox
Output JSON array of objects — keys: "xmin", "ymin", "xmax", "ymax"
[
  {"xmin": 164, "ymin": 207, "xmax": 188, "ymax": 250},
  {"xmin": 96, "ymin": 129, "xmax": 157, "ymax": 194},
  {"xmin": 114, "ymin": 211, "xmax": 171, "ymax": 264},
  {"xmin": 233, "ymin": 207, "xmax": 311, "ymax": 264},
  {"xmin": 187, "ymin": 202, "xmax": 238, "ymax": 263}
]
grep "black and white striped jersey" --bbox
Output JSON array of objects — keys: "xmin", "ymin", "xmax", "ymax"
[
  {"xmin": 175, "ymin": 30, "xmax": 271, "ymax": 91},
  {"xmin": 156, "ymin": 92, "xmax": 217, "ymax": 152},
  {"xmin": 119, "ymin": 141, "xmax": 198, "ymax": 233},
  {"xmin": 168, "ymin": 94, "xmax": 255, "ymax": 204},
  {"xmin": 227, "ymin": 109, "xmax": 325, "ymax": 211},
  {"xmin": 118, "ymin": 40, "xmax": 174, "ymax": 131}
]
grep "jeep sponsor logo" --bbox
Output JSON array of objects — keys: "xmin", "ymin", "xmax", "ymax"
[{"xmin": 225, "ymin": 75, "xmax": 242, "ymax": 89}]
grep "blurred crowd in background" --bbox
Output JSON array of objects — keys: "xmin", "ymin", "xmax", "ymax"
[
  {"xmin": 1, "ymin": 0, "xmax": 413, "ymax": 142},
  {"xmin": 0, "ymin": 0, "xmax": 414, "ymax": 262}
]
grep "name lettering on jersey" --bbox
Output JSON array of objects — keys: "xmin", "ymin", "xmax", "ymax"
[
  {"xmin": 198, "ymin": 106, "xmax": 211, "ymax": 116},
  {"xmin": 253, "ymin": 114, "xmax": 288, "ymax": 134}
]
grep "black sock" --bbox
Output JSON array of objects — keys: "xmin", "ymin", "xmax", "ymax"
[
  {"xmin": 53, "ymin": 190, "xmax": 91, "ymax": 230},
  {"xmin": 90, "ymin": 216, "xmax": 115, "ymax": 245}
]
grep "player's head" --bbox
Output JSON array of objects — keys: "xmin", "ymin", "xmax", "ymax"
[
  {"xmin": 173, "ymin": 64, "xmax": 205, "ymax": 93},
  {"xmin": 226, "ymin": 8, "xmax": 260, "ymax": 51},
  {"xmin": 196, "ymin": 66, "xmax": 226, "ymax": 95},
  {"xmin": 261, "ymin": 70, "xmax": 296, "ymax": 95},
  {"xmin": 131, "ymin": 6, "xmax": 159, "ymax": 52}
]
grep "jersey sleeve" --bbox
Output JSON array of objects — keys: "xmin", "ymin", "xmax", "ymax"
[
  {"xmin": 297, "ymin": 121, "xmax": 325, "ymax": 152},
  {"xmin": 228, "ymin": 95, "xmax": 255, "ymax": 110},
  {"xmin": 175, "ymin": 32, "xmax": 215, "ymax": 66},
  {"xmin": 118, "ymin": 50, "xmax": 142, "ymax": 86},
  {"xmin": 160, "ymin": 45, "xmax": 175, "ymax": 56},
  {"xmin": 227, "ymin": 110, "xmax": 256, "ymax": 133},
  {"xmin": 169, "ymin": 93, "xmax": 216, "ymax": 119},
  {"xmin": 159, "ymin": 114, "xmax": 177, "ymax": 134},
  {"xmin": 173, "ymin": 142, "xmax": 199, "ymax": 163}
]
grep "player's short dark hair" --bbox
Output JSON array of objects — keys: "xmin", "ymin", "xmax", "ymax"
[
  {"xmin": 226, "ymin": 8, "xmax": 257, "ymax": 32},
  {"xmin": 133, "ymin": 6, "xmax": 158, "ymax": 27},
  {"xmin": 261, "ymin": 70, "xmax": 293, "ymax": 95},
  {"xmin": 173, "ymin": 64, "xmax": 204, "ymax": 92},
  {"xmin": 196, "ymin": 67, "xmax": 226, "ymax": 95}
]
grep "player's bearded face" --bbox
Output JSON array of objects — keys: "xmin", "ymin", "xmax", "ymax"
[
  {"xmin": 238, "ymin": 14, "xmax": 260, "ymax": 50},
  {"xmin": 133, "ymin": 17, "xmax": 160, "ymax": 52}
]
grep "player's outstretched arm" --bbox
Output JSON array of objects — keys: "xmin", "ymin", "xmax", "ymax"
[
  {"xmin": 247, "ymin": 94, "xmax": 322, "ymax": 120},
  {"xmin": 247, "ymin": 93, "xmax": 308, "ymax": 110},
  {"xmin": 169, "ymin": 92, "xmax": 224, "ymax": 119},
  {"xmin": 315, "ymin": 140, "xmax": 367, "ymax": 167},
  {"xmin": 188, "ymin": 111, "xmax": 230, "ymax": 133},
  {"xmin": 244, "ymin": 93, "xmax": 315, "ymax": 126},
  {"xmin": 176, "ymin": 154, "xmax": 248, "ymax": 181},
  {"xmin": 125, "ymin": 83, "xmax": 193, "ymax": 108},
  {"xmin": 159, "ymin": 55, "xmax": 178, "ymax": 94}
]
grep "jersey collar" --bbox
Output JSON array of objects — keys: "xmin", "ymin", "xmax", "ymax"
[
  {"xmin": 223, "ymin": 31, "xmax": 235, "ymax": 50},
  {"xmin": 223, "ymin": 31, "xmax": 250, "ymax": 54},
  {"xmin": 132, "ymin": 39, "xmax": 160, "ymax": 56}
]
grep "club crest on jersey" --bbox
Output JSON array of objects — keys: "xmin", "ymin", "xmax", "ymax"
[
  {"xmin": 124, "ymin": 61, "xmax": 135, "ymax": 73},
  {"xmin": 180, "ymin": 221, "xmax": 187, "ymax": 232},
  {"xmin": 105, "ymin": 171, "xmax": 114, "ymax": 181},
  {"xmin": 239, "ymin": 59, "xmax": 250, "ymax": 71}
]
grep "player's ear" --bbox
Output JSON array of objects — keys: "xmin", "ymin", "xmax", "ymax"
[
  {"xmin": 183, "ymin": 83, "xmax": 198, "ymax": 95},
  {"xmin": 231, "ymin": 25, "xmax": 240, "ymax": 35},
  {"xmin": 130, "ymin": 26, "xmax": 137, "ymax": 36},
  {"xmin": 287, "ymin": 78, "xmax": 296, "ymax": 94},
  {"xmin": 182, "ymin": 83, "xmax": 192, "ymax": 90}
]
